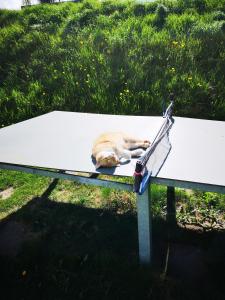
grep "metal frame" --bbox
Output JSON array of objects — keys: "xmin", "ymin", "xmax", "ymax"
[
  {"xmin": 0, "ymin": 163, "xmax": 133, "ymax": 191},
  {"xmin": 1, "ymin": 162, "xmax": 225, "ymax": 265},
  {"xmin": 151, "ymin": 177, "xmax": 225, "ymax": 194},
  {"xmin": 136, "ymin": 187, "xmax": 152, "ymax": 264}
]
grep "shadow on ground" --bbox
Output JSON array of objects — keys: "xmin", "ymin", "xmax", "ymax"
[{"xmin": 0, "ymin": 180, "xmax": 224, "ymax": 300}]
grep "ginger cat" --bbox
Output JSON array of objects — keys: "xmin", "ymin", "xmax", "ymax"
[{"xmin": 92, "ymin": 132, "xmax": 150, "ymax": 168}]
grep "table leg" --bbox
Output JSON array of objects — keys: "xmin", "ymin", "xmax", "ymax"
[
  {"xmin": 136, "ymin": 187, "xmax": 152, "ymax": 264},
  {"xmin": 167, "ymin": 186, "xmax": 176, "ymax": 225}
]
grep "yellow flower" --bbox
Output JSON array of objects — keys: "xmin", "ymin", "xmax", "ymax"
[
  {"xmin": 197, "ymin": 83, "xmax": 202, "ymax": 87},
  {"xmin": 170, "ymin": 67, "xmax": 176, "ymax": 73},
  {"xmin": 181, "ymin": 42, "xmax": 185, "ymax": 48},
  {"xmin": 62, "ymin": 71, "xmax": 65, "ymax": 74},
  {"xmin": 125, "ymin": 89, "xmax": 129, "ymax": 93},
  {"xmin": 80, "ymin": 41, "xmax": 84, "ymax": 45},
  {"xmin": 172, "ymin": 41, "xmax": 178, "ymax": 46},
  {"xmin": 188, "ymin": 77, "xmax": 192, "ymax": 81}
]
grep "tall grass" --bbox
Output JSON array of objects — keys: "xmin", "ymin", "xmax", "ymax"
[{"xmin": 0, "ymin": 0, "xmax": 225, "ymax": 126}]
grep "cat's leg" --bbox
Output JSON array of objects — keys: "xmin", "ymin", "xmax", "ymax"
[
  {"xmin": 130, "ymin": 148, "xmax": 145, "ymax": 157},
  {"xmin": 123, "ymin": 135, "xmax": 151, "ymax": 150},
  {"xmin": 119, "ymin": 148, "xmax": 145, "ymax": 162},
  {"xmin": 133, "ymin": 141, "xmax": 150, "ymax": 149},
  {"xmin": 118, "ymin": 149, "xmax": 132, "ymax": 162}
]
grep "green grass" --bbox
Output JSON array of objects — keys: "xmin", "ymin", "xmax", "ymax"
[
  {"xmin": 0, "ymin": 169, "xmax": 224, "ymax": 300},
  {"xmin": 0, "ymin": 170, "xmax": 50, "ymax": 218},
  {"xmin": 0, "ymin": 170, "xmax": 224, "ymax": 229},
  {"xmin": 1, "ymin": 0, "xmax": 225, "ymax": 127}
]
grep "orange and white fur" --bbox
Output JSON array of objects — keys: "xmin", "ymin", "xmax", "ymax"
[{"xmin": 92, "ymin": 132, "xmax": 151, "ymax": 168}]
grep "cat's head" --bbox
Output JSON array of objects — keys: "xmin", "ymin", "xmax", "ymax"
[{"xmin": 95, "ymin": 151, "xmax": 120, "ymax": 169}]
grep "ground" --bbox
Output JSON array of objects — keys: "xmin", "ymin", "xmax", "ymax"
[{"xmin": 0, "ymin": 172, "xmax": 224, "ymax": 299}]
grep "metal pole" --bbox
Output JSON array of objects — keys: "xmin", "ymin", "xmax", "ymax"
[
  {"xmin": 136, "ymin": 186, "xmax": 152, "ymax": 264},
  {"xmin": 166, "ymin": 186, "xmax": 176, "ymax": 226}
]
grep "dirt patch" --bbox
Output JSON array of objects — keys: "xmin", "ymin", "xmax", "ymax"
[{"xmin": 0, "ymin": 187, "xmax": 14, "ymax": 200}]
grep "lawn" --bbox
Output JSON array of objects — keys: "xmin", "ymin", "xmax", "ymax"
[
  {"xmin": 1, "ymin": 0, "xmax": 225, "ymax": 127},
  {"xmin": 0, "ymin": 169, "xmax": 224, "ymax": 299}
]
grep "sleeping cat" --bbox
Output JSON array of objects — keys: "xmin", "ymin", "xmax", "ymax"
[{"xmin": 92, "ymin": 132, "xmax": 151, "ymax": 168}]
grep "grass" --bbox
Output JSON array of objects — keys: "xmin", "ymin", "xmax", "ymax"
[
  {"xmin": 0, "ymin": 169, "xmax": 224, "ymax": 235},
  {"xmin": 1, "ymin": 0, "xmax": 225, "ymax": 126},
  {"xmin": 0, "ymin": 170, "xmax": 51, "ymax": 218},
  {"xmin": 0, "ymin": 169, "xmax": 224, "ymax": 300},
  {"xmin": 0, "ymin": 169, "xmax": 224, "ymax": 230}
]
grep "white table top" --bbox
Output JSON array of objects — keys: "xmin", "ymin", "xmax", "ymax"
[{"xmin": 0, "ymin": 111, "xmax": 225, "ymax": 190}]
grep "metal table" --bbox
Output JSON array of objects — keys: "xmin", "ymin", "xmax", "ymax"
[{"xmin": 1, "ymin": 111, "xmax": 225, "ymax": 264}]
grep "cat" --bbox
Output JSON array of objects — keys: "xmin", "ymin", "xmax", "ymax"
[{"xmin": 92, "ymin": 132, "xmax": 151, "ymax": 168}]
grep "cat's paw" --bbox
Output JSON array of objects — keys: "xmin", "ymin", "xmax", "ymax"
[
  {"xmin": 131, "ymin": 149, "xmax": 145, "ymax": 157},
  {"xmin": 142, "ymin": 140, "xmax": 151, "ymax": 148}
]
